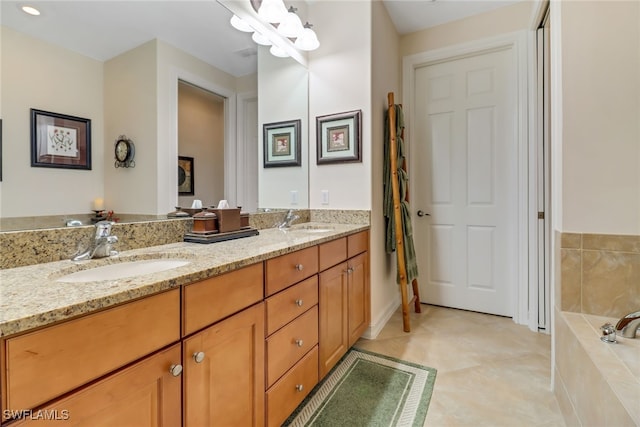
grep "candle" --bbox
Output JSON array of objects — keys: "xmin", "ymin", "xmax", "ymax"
[{"xmin": 93, "ymin": 198, "xmax": 104, "ymax": 211}]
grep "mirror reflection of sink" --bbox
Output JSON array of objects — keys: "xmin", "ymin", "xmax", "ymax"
[
  {"xmin": 291, "ymin": 225, "xmax": 335, "ymax": 233},
  {"xmin": 56, "ymin": 259, "xmax": 190, "ymax": 283}
]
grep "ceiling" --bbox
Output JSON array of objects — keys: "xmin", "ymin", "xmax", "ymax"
[{"xmin": 1, "ymin": 1, "xmax": 524, "ymax": 77}]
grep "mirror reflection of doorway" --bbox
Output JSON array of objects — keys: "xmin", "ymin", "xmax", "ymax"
[{"xmin": 177, "ymin": 80, "xmax": 225, "ymax": 208}]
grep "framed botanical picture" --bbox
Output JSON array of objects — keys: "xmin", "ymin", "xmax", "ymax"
[
  {"xmin": 178, "ymin": 156, "xmax": 194, "ymax": 195},
  {"xmin": 263, "ymin": 119, "xmax": 302, "ymax": 168},
  {"xmin": 30, "ymin": 109, "xmax": 91, "ymax": 170},
  {"xmin": 316, "ymin": 110, "xmax": 362, "ymax": 164}
]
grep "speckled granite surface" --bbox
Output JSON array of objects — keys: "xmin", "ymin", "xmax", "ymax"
[{"xmin": 0, "ymin": 222, "xmax": 369, "ymax": 337}]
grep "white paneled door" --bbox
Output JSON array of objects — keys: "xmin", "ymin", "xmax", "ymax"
[{"xmin": 413, "ymin": 48, "xmax": 518, "ymax": 317}]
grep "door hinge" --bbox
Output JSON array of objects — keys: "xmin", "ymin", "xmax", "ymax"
[{"xmin": 538, "ymin": 212, "xmax": 545, "ymax": 220}]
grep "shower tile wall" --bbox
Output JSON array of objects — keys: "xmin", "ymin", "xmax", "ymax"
[{"xmin": 560, "ymin": 233, "xmax": 640, "ymax": 318}]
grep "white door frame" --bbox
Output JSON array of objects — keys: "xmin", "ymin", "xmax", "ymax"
[{"xmin": 403, "ymin": 31, "xmax": 536, "ymax": 328}]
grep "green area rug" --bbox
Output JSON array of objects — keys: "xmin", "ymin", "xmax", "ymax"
[{"xmin": 284, "ymin": 348, "xmax": 437, "ymax": 427}]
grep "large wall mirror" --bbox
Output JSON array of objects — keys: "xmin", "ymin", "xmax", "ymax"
[{"xmin": 0, "ymin": 0, "xmax": 309, "ymax": 231}]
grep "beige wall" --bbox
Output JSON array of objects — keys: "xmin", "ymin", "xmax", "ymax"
[
  {"xmin": 369, "ymin": 0, "xmax": 404, "ymax": 335},
  {"xmin": 104, "ymin": 40, "xmax": 158, "ymax": 215},
  {"xmin": 308, "ymin": 0, "xmax": 372, "ymax": 210},
  {"xmin": 1, "ymin": 26, "xmax": 104, "ymax": 218},
  {"xmin": 400, "ymin": 1, "xmax": 533, "ymax": 57},
  {"xmin": 560, "ymin": 0, "xmax": 640, "ymax": 235},
  {"xmin": 178, "ymin": 82, "xmax": 225, "ymax": 208}
]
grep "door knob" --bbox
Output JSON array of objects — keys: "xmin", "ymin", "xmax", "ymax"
[{"xmin": 417, "ymin": 210, "xmax": 430, "ymax": 217}]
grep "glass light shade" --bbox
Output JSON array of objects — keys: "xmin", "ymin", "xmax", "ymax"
[
  {"xmin": 251, "ymin": 31, "xmax": 272, "ymax": 46},
  {"xmin": 269, "ymin": 45, "xmax": 290, "ymax": 58},
  {"xmin": 230, "ymin": 15, "xmax": 253, "ymax": 32},
  {"xmin": 294, "ymin": 27, "xmax": 320, "ymax": 51},
  {"xmin": 277, "ymin": 10, "xmax": 303, "ymax": 38},
  {"xmin": 258, "ymin": 0, "xmax": 288, "ymax": 24}
]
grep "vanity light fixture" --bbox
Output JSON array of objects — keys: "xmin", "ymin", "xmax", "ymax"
[
  {"xmin": 230, "ymin": 14, "xmax": 254, "ymax": 32},
  {"xmin": 294, "ymin": 22, "xmax": 320, "ymax": 51},
  {"xmin": 252, "ymin": 31, "xmax": 272, "ymax": 46},
  {"xmin": 269, "ymin": 45, "xmax": 290, "ymax": 58},
  {"xmin": 277, "ymin": 6, "xmax": 304, "ymax": 38},
  {"xmin": 21, "ymin": 5, "xmax": 41, "ymax": 16},
  {"xmin": 257, "ymin": 0, "xmax": 288, "ymax": 24}
]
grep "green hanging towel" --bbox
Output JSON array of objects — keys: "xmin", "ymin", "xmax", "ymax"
[{"xmin": 383, "ymin": 104, "xmax": 419, "ymax": 285}]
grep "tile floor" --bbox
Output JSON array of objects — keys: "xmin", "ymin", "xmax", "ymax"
[{"xmin": 354, "ymin": 305, "xmax": 566, "ymax": 427}]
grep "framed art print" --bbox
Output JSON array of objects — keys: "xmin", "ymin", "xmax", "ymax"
[
  {"xmin": 178, "ymin": 156, "xmax": 194, "ymax": 195},
  {"xmin": 316, "ymin": 110, "xmax": 362, "ymax": 164},
  {"xmin": 263, "ymin": 119, "xmax": 301, "ymax": 168},
  {"xmin": 30, "ymin": 109, "xmax": 91, "ymax": 170}
]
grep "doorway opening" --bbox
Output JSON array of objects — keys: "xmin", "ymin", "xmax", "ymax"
[{"xmin": 177, "ymin": 80, "xmax": 226, "ymax": 208}]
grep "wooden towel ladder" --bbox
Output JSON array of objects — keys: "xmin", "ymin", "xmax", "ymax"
[{"xmin": 388, "ymin": 92, "xmax": 421, "ymax": 332}]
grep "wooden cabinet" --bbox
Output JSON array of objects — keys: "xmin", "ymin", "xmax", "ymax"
[
  {"xmin": 1, "ymin": 228, "xmax": 369, "ymax": 427},
  {"xmin": 183, "ymin": 303, "xmax": 265, "ymax": 427},
  {"xmin": 318, "ymin": 230, "xmax": 370, "ymax": 379},
  {"xmin": 9, "ymin": 345, "xmax": 182, "ymax": 427},
  {"xmin": 3, "ymin": 289, "xmax": 180, "ymax": 414}
]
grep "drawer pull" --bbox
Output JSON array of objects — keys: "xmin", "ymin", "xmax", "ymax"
[
  {"xmin": 295, "ymin": 339, "xmax": 304, "ymax": 347},
  {"xmin": 295, "ymin": 299, "xmax": 304, "ymax": 307},
  {"xmin": 295, "ymin": 264, "xmax": 304, "ymax": 271},
  {"xmin": 169, "ymin": 364, "xmax": 183, "ymax": 377},
  {"xmin": 193, "ymin": 351, "xmax": 206, "ymax": 363},
  {"xmin": 296, "ymin": 384, "xmax": 304, "ymax": 392}
]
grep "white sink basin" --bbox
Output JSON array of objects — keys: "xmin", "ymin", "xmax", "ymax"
[
  {"xmin": 57, "ymin": 259, "xmax": 190, "ymax": 283},
  {"xmin": 291, "ymin": 225, "xmax": 335, "ymax": 233}
]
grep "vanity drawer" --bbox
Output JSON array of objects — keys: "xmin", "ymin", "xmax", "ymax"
[
  {"xmin": 266, "ymin": 345, "xmax": 319, "ymax": 427},
  {"xmin": 183, "ymin": 263, "xmax": 264, "ymax": 336},
  {"xmin": 4, "ymin": 289, "xmax": 180, "ymax": 412},
  {"xmin": 266, "ymin": 275, "xmax": 318, "ymax": 336},
  {"xmin": 266, "ymin": 306, "xmax": 318, "ymax": 387},
  {"xmin": 265, "ymin": 246, "xmax": 318, "ymax": 296},
  {"xmin": 319, "ymin": 237, "xmax": 347, "ymax": 271},
  {"xmin": 348, "ymin": 230, "xmax": 369, "ymax": 258}
]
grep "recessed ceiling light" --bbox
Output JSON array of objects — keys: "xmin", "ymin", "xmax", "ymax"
[{"xmin": 21, "ymin": 5, "xmax": 41, "ymax": 16}]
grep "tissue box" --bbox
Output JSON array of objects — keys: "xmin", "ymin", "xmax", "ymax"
[{"xmin": 210, "ymin": 208, "xmax": 241, "ymax": 233}]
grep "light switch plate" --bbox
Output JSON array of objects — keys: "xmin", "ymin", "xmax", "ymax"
[{"xmin": 321, "ymin": 190, "xmax": 329, "ymax": 205}]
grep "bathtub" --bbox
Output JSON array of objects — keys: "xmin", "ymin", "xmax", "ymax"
[{"xmin": 554, "ymin": 310, "xmax": 639, "ymax": 426}]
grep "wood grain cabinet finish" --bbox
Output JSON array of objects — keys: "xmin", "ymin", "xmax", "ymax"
[
  {"xmin": 3, "ymin": 289, "xmax": 180, "ymax": 413},
  {"xmin": 266, "ymin": 346, "xmax": 319, "ymax": 427},
  {"xmin": 265, "ymin": 276, "xmax": 318, "ymax": 336},
  {"xmin": 183, "ymin": 262, "xmax": 264, "ymax": 336},
  {"xmin": 8, "ymin": 344, "xmax": 182, "ymax": 427},
  {"xmin": 183, "ymin": 303, "xmax": 265, "ymax": 427},
  {"xmin": 318, "ymin": 237, "xmax": 347, "ymax": 271},
  {"xmin": 318, "ymin": 262, "xmax": 349, "ymax": 379},
  {"xmin": 347, "ymin": 230, "xmax": 369, "ymax": 258},
  {"xmin": 265, "ymin": 306, "xmax": 318, "ymax": 388},
  {"xmin": 265, "ymin": 246, "xmax": 318, "ymax": 296},
  {"xmin": 347, "ymin": 252, "xmax": 370, "ymax": 347}
]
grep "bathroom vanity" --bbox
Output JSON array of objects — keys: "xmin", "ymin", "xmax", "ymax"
[{"xmin": 0, "ymin": 223, "xmax": 370, "ymax": 426}]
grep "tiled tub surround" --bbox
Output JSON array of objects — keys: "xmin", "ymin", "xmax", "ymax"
[
  {"xmin": 554, "ymin": 309, "xmax": 639, "ymax": 426},
  {"xmin": 0, "ymin": 221, "xmax": 368, "ymax": 337},
  {"xmin": 560, "ymin": 232, "xmax": 640, "ymax": 318},
  {"xmin": 0, "ymin": 209, "xmax": 370, "ymax": 269}
]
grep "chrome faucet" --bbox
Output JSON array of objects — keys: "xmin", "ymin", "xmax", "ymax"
[
  {"xmin": 615, "ymin": 311, "xmax": 640, "ymax": 338},
  {"xmin": 278, "ymin": 209, "xmax": 299, "ymax": 229},
  {"xmin": 72, "ymin": 221, "xmax": 119, "ymax": 261}
]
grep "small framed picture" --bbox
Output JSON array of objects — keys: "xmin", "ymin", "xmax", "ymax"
[
  {"xmin": 316, "ymin": 110, "xmax": 362, "ymax": 164},
  {"xmin": 178, "ymin": 156, "xmax": 194, "ymax": 195},
  {"xmin": 263, "ymin": 119, "xmax": 301, "ymax": 168},
  {"xmin": 30, "ymin": 109, "xmax": 91, "ymax": 170}
]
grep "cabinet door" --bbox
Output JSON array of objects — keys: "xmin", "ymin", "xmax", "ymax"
[
  {"xmin": 183, "ymin": 303, "xmax": 265, "ymax": 427},
  {"xmin": 8, "ymin": 344, "xmax": 182, "ymax": 426},
  {"xmin": 348, "ymin": 252, "xmax": 370, "ymax": 347},
  {"xmin": 318, "ymin": 262, "xmax": 349, "ymax": 379}
]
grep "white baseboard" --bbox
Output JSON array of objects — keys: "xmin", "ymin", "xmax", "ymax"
[{"xmin": 361, "ymin": 295, "xmax": 401, "ymax": 340}]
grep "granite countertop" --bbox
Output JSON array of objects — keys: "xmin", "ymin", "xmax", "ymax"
[{"xmin": 0, "ymin": 223, "xmax": 368, "ymax": 338}]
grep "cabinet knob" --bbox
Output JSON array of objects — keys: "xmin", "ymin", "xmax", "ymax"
[
  {"xmin": 295, "ymin": 264, "xmax": 304, "ymax": 271},
  {"xmin": 344, "ymin": 267, "xmax": 354, "ymax": 274},
  {"xmin": 295, "ymin": 339, "xmax": 304, "ymax": 347},
  {"xmin": 169, "ymin": 364, "xmax": 183, "ymax": 377},
  {"xmin": 295, "ymin": 299, "xmax": 304, "ymax": 307},
  {"xmin": 295, "ymin": 384, "xmax": 304, "ymax": 392},
  {"xmin": 193, "ymin": 351, "xmax": 206, "ymax": 363}
]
